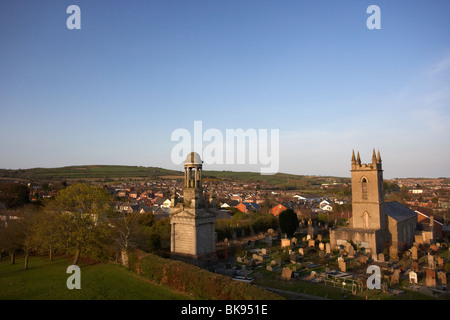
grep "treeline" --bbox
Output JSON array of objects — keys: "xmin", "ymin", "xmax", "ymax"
[
  {"xmin": 0, "ymin": 183, "xmax": 168, "ymax": 269},
  {"xmin": 215, "ymin": 210, "xmax": 279, "ymax": 241}
]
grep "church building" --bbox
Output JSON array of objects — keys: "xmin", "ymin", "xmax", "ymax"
[{"xmin": 330, "ymin": 149, "xmax": 417, "ymax": 255}]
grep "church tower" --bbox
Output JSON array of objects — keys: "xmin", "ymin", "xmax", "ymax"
[
  {"xmin": 350, "ymin": 149, "xmax": 386, "ymax": 231},
  {"xmin": 330, "ymin": 149, "xmax": 387, "ymax": 255},
  {"xmin": 330, "ymin": 149, "xmax": 416, "ymax": 256}
]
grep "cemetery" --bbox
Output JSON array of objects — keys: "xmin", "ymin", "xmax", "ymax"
[{"xmin": 213, "ymin": 218, "xmax": 450, "ymax": 300}]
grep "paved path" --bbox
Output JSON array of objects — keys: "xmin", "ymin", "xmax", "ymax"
[{"xmin": 260, "ymin": 286, "xmax": 330, "ymax": 300}]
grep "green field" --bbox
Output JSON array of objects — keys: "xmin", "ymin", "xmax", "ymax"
[
  {"xmin": 0, "ymin": 165, "xmax": 349, "ymax": 188},
  {"xmin": 0, "ymin": 255, "xmax": 191, "ymax": 300},
  {"xmin": 0, "ymin": 165, "xmax": 183, "ymax": 181}
]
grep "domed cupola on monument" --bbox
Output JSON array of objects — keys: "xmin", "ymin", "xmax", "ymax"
[{"xmin": 183, "ymin": 152, "xmax": 204, "ymax": 208}]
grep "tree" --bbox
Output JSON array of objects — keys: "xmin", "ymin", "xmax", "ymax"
[
  {"xmin": 46, "ymin": 183, "xmax": 112, "ymax": 265},
  {"xmin": 0, "ymin": 183, "xmax": 30, "ymax": 209},
  {"xmin": 0, "ymin": 211, "xmax": 23, "ymax": 264},
  {"xmin": 278, "ymin": 209, "xmax": 299, "ymax": 238},
  {"xmin": 31, "ymin": 208, "xmax": 61, "ymax": 261},
  {"xmin": 16, "ymin": 205, "xmax": 41, "ymax": 270},
  {"xmin": 108, "ymin": 211, "xmax": 142, "ymax": 268}
]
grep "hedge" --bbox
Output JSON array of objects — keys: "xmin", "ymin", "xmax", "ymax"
[{"xmin": 131, "ymin": 251, "xmax": 284, "ymax": 300}]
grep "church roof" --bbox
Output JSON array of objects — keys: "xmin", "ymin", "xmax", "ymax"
[{"xmin": 385, "ymin": 201, "xmax": 417, "ymax": 222}]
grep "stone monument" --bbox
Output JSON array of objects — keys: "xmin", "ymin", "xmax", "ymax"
[{"xmin": 170, "ymin": 152, "xmax": 217, "ymax": 259}]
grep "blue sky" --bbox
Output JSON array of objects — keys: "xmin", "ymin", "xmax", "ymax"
[{"xmin": 0, "ymin": 0, "xmax": 449, "ymax": 178}]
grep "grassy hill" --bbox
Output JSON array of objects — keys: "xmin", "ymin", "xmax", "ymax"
[
  {"xmin": 0, "ymin": 165, "xmax": 349, "ymax": 188},
  {"xmin": 0, "ymin": 253, "xmax": 283, "ymax": 300},
  {"xmin": 0, "ymin": 255, "xmax": 190, "ymax": 300},
  {"xmin": 0, "ymin": 165, "xmax": 183, "ymax": 182}
]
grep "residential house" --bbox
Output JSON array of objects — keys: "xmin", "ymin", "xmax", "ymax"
[
  {"xmin": 236, "ymin": 202, "xmax": 247, "ymax": 213},
  {"xmin": 153, "ymin": 206, "xmax": 169, "ymax": 220},
  {"xmin": 319, "ymin": 200, "xmax": 333, "ymax": 212},
  {"xmin": 117, "ymin": 190, "xmax": 127, "ymax": 198},
  {"xmin": 154, "ymin": 191, "xmax": 164, "ymax": 198},
  {"xmin": 221, "ymin": 200, "xmax": 240, "ymax": 208},
  {"xmin": 119, "ymin": 202, "xmax": 140, "ymax": 214},
  {"xmin": 416, "ymin": 210, "xmax": 444, "ymax": 240},
  {"xmin": 270, "ymin": 204, "xmax": 287, "ymax": 217},
  {"xmin": 235, "ymin": 201, "xmax": 259, "ymax": 213}
]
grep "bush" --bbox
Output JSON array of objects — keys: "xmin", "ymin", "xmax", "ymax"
[
  {"xmin": 279, "ymin": 209, "xmax": 299, "ymax": 237},
  {"xmin": 215, "ymin": 212, "xmax": 278, "ymax": 241},
  {"xmin": 133, "ymin": 251, "xmax": 284, "ymax": 300}
]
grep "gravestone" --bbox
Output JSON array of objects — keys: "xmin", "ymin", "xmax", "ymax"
[
  {"xmin": 410, "ymin": 246, "xmax": 418, "ymax": 260},
  {"xmin": 319, "ymin": 242, "xmax": 325, "ymax": 251},
  {"xmin": 255, "ymin": 255, "xmax": 264, "ymax": 262},
  {"xmin": 345, "ymin": 242, "xmax": 352, "ymax": 252},
  {"xmin": 377, "ymin": 253, "xmax": 385, "ymax": 262},
  {"xmin": 266, "ymin": 265, "xmax": 273, "ymax": 272},
  {"xmin": 437, "ymin": 271, "xmax": 447, "ymax": 285},
  {"xmin": 372, "ymin": 253, "xmax": 378, "ymax": 262},
  {"xmin": 338, "ymin": 259, "xmax": 346, "ymax": 272},
  {"xmin": 281, "ymin": 238, "xmax": 291, "ymax": 248},
  {"xmin": 307, "ymin": 225, "xmax": 314, "ymax": 239},
  {"xmin": 264, "ymin": 234, "xmax": 272, "ymax": 247},
  {"xmin": 317, "ymin": 234, "xmax": 322, "ymax": 242},
  {"xmin": 347, "ymin": 245, "xmax": 355, "ymax": 258},
  {"xmin": 436, "ymin": 256, "xmax": 444, "ymax": 268},
  {"xmin": 298, "ymin": 248, "xmax": 304, "ymax": 255},
  {"xmin": 338, "ymin": 257, "xmax": 347, "ymax": 272},
  {"xmin": 427, "ymin": 253, "xmax": 435, "ymax": 269},
  {"xmin": 281, "ymin": 267, "xmax": 292, "ymax": 280},
  {"xmin": 325, "ymin": 243, "xmax": 331, "ymax": 255},
  {"xmin": 409, "ymin": 271, "xmax": 418, "ymax": 284},
  {"xmin": 308, "ymin": 239, "xmax": 315, "ymax": 248},
  {"xmin": 291, "ymin": 237, "xmax": 298, "ymax": 246},
  {"xmin": 391, "ymin": 269, "xmax": 400, "ymax": 285},
  {"xmin": 426, "ymin": 269, "xmax": 436, "ymax": 288},
  {"xmin": 389, "ymin": 244, "xmax": 398, "ymax": 261}
]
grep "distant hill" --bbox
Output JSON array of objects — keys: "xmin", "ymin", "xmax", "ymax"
[
  {"xmin": 0, "ymin": 165, "xmax": 182, "ymax": 181},
  {"xmin": 0, "ymin": 165, "xmax": 349, "ymax": 188}
]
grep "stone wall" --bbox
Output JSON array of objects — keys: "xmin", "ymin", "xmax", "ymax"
[
  {"xmin": 171, "ymin": 221, "xmax": 196, "ymax": 255},
  {"xmin": 330, "ymin": 227, "xmax": 384, "ymax": 254}
]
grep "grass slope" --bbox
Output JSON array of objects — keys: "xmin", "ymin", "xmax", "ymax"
[{"xmin": 0, "ymin": 255, "xmax": 190, "ymax": 300}]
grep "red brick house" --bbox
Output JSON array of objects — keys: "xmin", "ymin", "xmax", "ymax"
[
  {"xmin": 270, "ymin": 204, "xmax": 287, "ymax": 217},
  {"xmin": 236, "ymin": 202, "xmax": 247, "ymax": 213},
  {"xmin": 416, "ymin": 210, "xmax": 443, "ymax": 239}
]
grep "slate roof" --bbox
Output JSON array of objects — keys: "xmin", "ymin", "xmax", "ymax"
[{"xmin": 385, "ymin": 201, "xmax": 417, "ymax": 222}]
